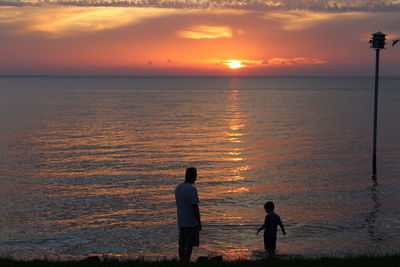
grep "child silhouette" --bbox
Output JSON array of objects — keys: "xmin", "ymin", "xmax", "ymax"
[{"xmin": 257, "ymin": 201, "xmax": 286, "ymax": 256}]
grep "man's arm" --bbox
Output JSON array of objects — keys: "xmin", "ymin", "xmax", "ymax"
[
  {"xmin": 192, "ymin": 204, "xmax": 202, "ymax": 230},
  {"xmin": 256, "ymin": 224, "xmax": 265, "ymax": 235}
]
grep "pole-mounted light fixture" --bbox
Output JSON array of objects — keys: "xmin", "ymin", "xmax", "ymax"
[{"xmin": 370, "ymin": 31, "xmax": 386, "ymax": 178}]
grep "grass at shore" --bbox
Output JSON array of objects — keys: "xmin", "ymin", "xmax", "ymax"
[{"xmin": 1, "ymin": 254, "xmax": 400, "ymax": 267}]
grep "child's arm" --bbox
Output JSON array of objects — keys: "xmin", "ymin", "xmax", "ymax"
[
  {"xmin": 256, "ymin": 224, "xmax": 265, "ymax": 235},
  {"xmin": 278, "ymin": 220, "xmax": 286, "ymax": 236}
]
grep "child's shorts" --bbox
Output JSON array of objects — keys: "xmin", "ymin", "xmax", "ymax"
[{"xmin": 264, "ymin": 235, "xmax": 277, "ymax": 251}]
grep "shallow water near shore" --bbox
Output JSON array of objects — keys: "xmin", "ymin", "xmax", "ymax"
[{"xmin": 1, "ymin": 76, "xmax": 400, "ymax": 260}]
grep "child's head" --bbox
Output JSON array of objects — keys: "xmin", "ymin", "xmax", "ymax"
[{"xmin": 264, "ymin": 201, "xmax": 275, "ymax": 213}]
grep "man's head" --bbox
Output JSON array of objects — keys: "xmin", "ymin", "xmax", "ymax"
[
  {"xmin": 264, "ymin": 201, "xmax": 275, "ymax": 213},
  {"xmin": 185, "ymin": 167, "xmax": 197, "ymax": 184}
]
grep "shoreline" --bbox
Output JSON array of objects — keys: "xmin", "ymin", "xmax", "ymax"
[{"xmin": 1, "ymin": 254, "xmax": 400, "ymax": 267}]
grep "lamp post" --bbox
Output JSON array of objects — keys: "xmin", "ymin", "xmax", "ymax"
[{"xmin": 370, "ymin": 31, "xmax": 386, "ymax": 177}]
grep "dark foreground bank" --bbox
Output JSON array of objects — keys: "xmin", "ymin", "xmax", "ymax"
[{"xmin": 1, "ymin": 255, "xmax": 400, "ymax": 267}]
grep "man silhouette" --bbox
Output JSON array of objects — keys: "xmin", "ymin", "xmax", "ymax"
[{"xmin": 175, "ymin": 167, "xmax": 202, "ymax": 262}]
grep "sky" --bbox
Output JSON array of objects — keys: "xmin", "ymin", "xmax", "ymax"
[{"xmin": 0, "ymin": 0, "xmax": 399, "ymax": 76}]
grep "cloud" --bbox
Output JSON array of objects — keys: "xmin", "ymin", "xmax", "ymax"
[
  {"xmin": 265, "ymin": 57, "xmax": 327, "ymax": 65},
  {"xmin": 0, "ymin": 6, "xmax": 177, "ymax": 36},
  {"xmin": 178, "ymin": 25, "xmax": 232, "ymax": 39},
  {"xmin": 213, "ymin": 57, "xmax": 326, "ymax": 68},
  {"xmin": 1, "ymin": 0, "xmax": 400, "ymax": 11},
  {"xmin": 265, "ymin": 10, "xmax": 368, "ymax": 30}
]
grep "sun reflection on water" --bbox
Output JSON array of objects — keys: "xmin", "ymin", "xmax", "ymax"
[{"xmin": 196, "ymin": 78, "xmax": 255, "ymax": 258}]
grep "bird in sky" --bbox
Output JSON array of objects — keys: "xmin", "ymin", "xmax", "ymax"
[{"xmin": 392, "ymin": 39, "xmax": 399, "ymax": 47}]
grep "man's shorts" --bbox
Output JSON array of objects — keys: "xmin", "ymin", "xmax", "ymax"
[
  {"xmin": 264, "ymin": 235, "xmax": 277, "ymax": 251},
  {"xmin": 179, "ymin": 227, "xmax": 200, "ymax": 248}
]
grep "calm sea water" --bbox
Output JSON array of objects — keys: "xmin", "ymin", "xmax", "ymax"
[{"xmin": 1, "ymin": 76, "xmax": 400, "ymax": 260}]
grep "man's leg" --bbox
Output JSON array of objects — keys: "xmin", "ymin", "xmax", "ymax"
[
  {"xmin": 178, "ymin": 227, "xmax": 185, "ymax": 261},
  {"xmin": 179, "ymin": 227, "xmax": 193, "ymax": 262},
  {"xmin": 179, "ymin": 227, "xmax": 198, "ymax": 262},
  {"xmin": 179, "ymin": 244, "xmax": 185, "ymax": 261},
  {"xmin": 179, "ymin": 244, "xmax": 192, "ymax": 262},
  {"xmin": 183, "ymin": 245, "xmax": 193, "ymax": 262}
]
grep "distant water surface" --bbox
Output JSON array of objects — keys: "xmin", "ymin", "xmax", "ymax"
[{"xmin": 1, "ymin": 76, "xmax": 400, "ymax": 259}]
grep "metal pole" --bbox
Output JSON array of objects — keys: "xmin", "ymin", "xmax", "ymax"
[{"xmin": 372, "ymin": 48, "xmax": 380, "ymax": 177}]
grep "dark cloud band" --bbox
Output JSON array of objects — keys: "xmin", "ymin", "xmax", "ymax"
[{"xmin": 1, "ymin": 0, "xmax": 400, "ymax": 11}]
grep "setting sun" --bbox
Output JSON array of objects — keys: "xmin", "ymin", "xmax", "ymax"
[{"xmin": 226, "ymin": 60, "xmax": 245, "ymax": 69}]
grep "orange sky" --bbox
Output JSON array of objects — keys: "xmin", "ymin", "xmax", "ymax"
[{"xmin": 0, "ymin": 1, "xmax": 399, "ymax": 76}]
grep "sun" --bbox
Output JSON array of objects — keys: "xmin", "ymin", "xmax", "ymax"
[{"xmin": 225, "ymin": 60, "xmax": 244, "ymax": 69}]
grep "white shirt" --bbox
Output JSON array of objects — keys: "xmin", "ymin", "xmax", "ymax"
[{"xmin": 175, "ymin": 182, "xmax": 200, "ymax": 227}]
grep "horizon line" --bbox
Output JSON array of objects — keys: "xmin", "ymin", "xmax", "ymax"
[{"xmin": 0, "ymin": 74, "xmax": 397, "ymax": 79}]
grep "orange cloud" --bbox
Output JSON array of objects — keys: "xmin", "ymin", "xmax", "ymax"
[
  {"xmin": 178, "ymin": 25, "xmax": 233, "ymax": 39},
  {"xmin": 266, "ymin": 57, "xmax": 327, "ymax": 65},
  {"xmin": 266, "ymin": 10, "xmax": 368, "ymax": 30},
  {"xmin": 213, "ymin": 58, "xmax": 326, "ymax": 69},
  {"xmin": 0, "ymin": 6, "xmax": 177, "ymax": 36}
]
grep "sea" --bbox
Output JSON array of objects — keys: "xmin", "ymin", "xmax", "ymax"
[{"xmin": 1, "ymin": 76, "xmax": 400, "ymax": 260}]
